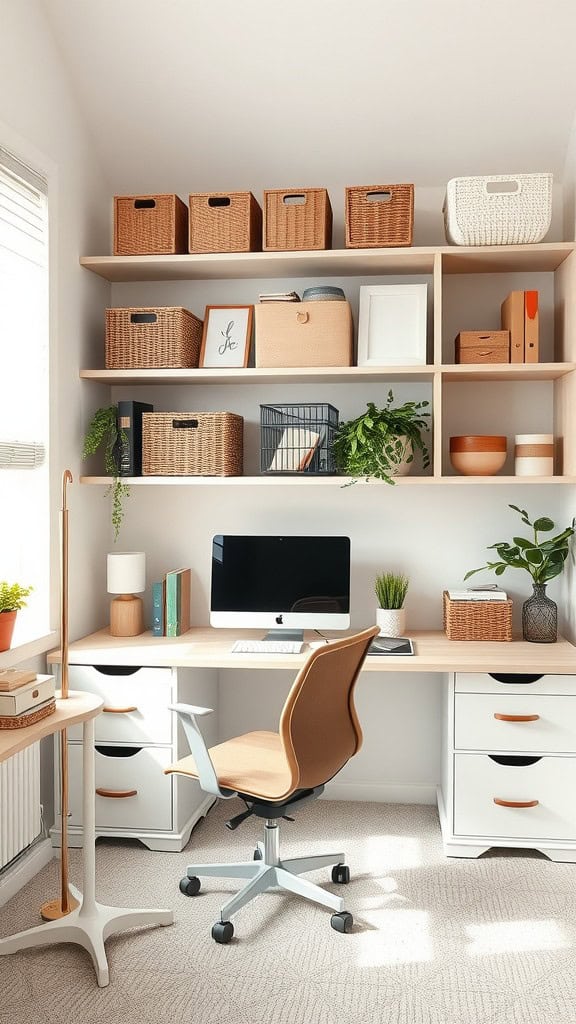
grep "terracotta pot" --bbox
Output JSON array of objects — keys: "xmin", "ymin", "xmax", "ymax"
[{"xmin": 0, "ymin": 610, "xmax": 17, "ymax": 652}]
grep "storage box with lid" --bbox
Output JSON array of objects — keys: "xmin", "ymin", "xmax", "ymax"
[
  {"xmin": 254, "ymin": 300, "xmax": 353, "ymax": 367},
  {"xmin": 105, "ymin": 307, "xmax": 203, "ymax": 369},
  {"xmin": 443, "ymin": 591, "xmax": 513, "ymax": 641},
  {"xmin": 345, "ymin": 184, "xmax": 414, "ymax": 248},
  {"xmin": 142, "ymin": 412, "xmax": 243, "ymax": 476},
  {"xmin": 443, "ymin": 174, "xmax": 553, "ymax": 246},
  {"xmin": 114, "ymin": 194, "xmax": 188, "ymax": 255},
  {"xmin": 455, "ymin": 330, "xmax": 510, "ymax": 364},
  {"xmin": 263, "ymin": 188, "xmax": 332, "ymax": 251},
  {"xmin": 189, "ymin": 192, "xmax": 262, "ymax": 253}
]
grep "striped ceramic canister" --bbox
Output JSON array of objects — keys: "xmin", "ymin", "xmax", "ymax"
[{"xmin": 514, "ymin": 434, "xmax": 554, "ymax": 476}]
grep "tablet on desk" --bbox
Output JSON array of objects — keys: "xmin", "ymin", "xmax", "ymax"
[{"xmin": 368, "ymin": 636, "xmax": 414, "ymax": 656}]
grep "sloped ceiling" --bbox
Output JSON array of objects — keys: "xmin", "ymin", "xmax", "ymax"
[{"xmin": 42, "ymin": 0, "xmax": 576, "ymax": 236}]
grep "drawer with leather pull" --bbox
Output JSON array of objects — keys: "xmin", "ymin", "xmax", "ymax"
[
  {"xmin": 454, "ymin": 754, "xmax": 576, "ymax": 841},
  {"xmin": 66, "ymin": 664, "xmax": 173, "ymax": 744},
  {"xmin": 454, "ymin": 693, "xmax": 576, "ymax": 754},
  {"xmin": 66, "ymin": 744, "xmax": 173, "ymax": 831},
  {"xmin": 455, "ymin": 672, "xmax": 576, "ymax": 697}
]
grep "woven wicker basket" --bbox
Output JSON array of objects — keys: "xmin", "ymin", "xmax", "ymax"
[
  {"xmin": 263, "ymin": 188, "xmax": 332, "ymax": 251},
  {"xmin": 114, "ymin": 194, "xmax": 188, "ymax": 255},
  {"xmin": 105, "ymin": 307, "xmax": 203, "ymax": 369},
  {"xmin": 443, "ymin": 591, "xmax": 513, "ymax": 642},
  {"xmin": 345, "ymin": 184, "xmax": 414, "ymax": 248},
  {"xmin": 142, "ymin": 412, "xmax": 243, "ymax": 476},
  {"xmin": 0, "ymin": 699, "xmax": 56, "ymax": 730},
  {"xmin": 443, "ymin": 174, "xmax": 553, "ymax": 246},
  {"xmin": 189, "ymin": 192, "xmax": 262, "ymax": 253}
]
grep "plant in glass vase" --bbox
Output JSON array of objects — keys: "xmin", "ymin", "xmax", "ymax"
[
  {"xmin": 332, "ymin": 390, "xmax": 430, "ymax": 485},
  {"xmin": 464, "ymin": 504, "xmax": 575, "ymax": 643}
]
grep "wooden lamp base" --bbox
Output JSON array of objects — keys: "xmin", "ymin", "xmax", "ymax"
[{"xmin": 110, "ymin": 594, "xmax": 144, "ymax": 637}]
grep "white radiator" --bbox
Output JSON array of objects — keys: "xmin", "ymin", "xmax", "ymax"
[{"xmin": 0, "ymin": 743, "xmax": 41, "ymax": 870}]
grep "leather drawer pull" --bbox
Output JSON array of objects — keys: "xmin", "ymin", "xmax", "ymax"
[
  {"xmin": 102, "ymin": 705, "xmax": 138, "ymax": 714},
  {"xmin": 494, "ymin": 713, "xmax": 540, "ymax": 722},
  {"xmin": 494, "ymin": 797, "xmax": 539, "ymax": 808},
  {"xmin": 96, "ymin": 788, "xmax": 138, "ymax": 799}
]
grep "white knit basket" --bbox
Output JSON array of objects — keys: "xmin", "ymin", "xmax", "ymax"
[{"xmin": 443, "ymin": 173, "xmax": 553, "ymax": 246}]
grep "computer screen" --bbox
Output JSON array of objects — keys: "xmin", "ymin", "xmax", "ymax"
[{"xmin": 210, "ymin": 535, "xmax": 351, "ymax": 632}]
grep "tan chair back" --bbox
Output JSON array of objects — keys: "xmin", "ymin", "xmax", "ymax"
[{"xmin": 279, "ymin": 626, "xmax": 379, "ymax": 793}]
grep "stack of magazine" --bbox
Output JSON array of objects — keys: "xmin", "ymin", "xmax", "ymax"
[
  {"xmin": 258, "ymin": 291, "xmax": 300, "ymax": 303},
  {"xmin": 446, "ymin": 585, "xmax": 508, "ymax": 601}
]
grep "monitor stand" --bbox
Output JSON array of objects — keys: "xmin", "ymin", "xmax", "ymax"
[{"xmin": 263, "ymin": 629, "xmax": 304, "ymax": 643}]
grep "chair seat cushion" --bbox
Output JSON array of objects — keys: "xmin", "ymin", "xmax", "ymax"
[{"xmin": 166, "ymin": 730, "xmax": 294, "ymax": 801}]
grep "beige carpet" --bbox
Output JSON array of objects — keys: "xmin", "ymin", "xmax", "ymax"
[{"xmin": 2, "ymin": 800, "xmax": 576, "ymax": 1024}]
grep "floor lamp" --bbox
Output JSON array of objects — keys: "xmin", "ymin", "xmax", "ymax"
[{"xmin": 41, "ymin": 469, "xmax": 78, "ymax": 920}]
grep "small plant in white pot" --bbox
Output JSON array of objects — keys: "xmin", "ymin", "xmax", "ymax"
[{"xmin": 374, "ymin": 572, "xmax": 409, "ymax": 637}]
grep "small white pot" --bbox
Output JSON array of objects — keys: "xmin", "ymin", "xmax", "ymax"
[
  {"xmin": 376, "ymin": 607, "xmax": 406, "ymax": 637},
  {"xmin": 387, "ymin": 436, "xmax": 413, "ymax": 477}
]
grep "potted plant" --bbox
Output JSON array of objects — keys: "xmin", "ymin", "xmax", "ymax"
[
  {"xmin": 82, "ymin": 406, "xmax": 129, "ymax": 541},
  {"xmin": 332, "ymin": 390, "xmax": 430, "ymax": 484},
  {"xmin": 0, "ymin": 581, "xmax": 33, "ymax": 652},
  {"xmin": 374, "ymin": 572, "xmax": 409, "ymax": 637},
  {"xmin": 464, "ymin": 504, "xmax": 575, "ymax": 643}
]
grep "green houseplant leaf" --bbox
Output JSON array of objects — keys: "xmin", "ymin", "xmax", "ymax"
[
  {"xmin": 332, "ymin": 391, "xmax": 430, "ymax": 485},
  {"xmin": 464, "ymin": 506, "xmax": 575, "ymax": 586},
  {"xmin": 0, "ymin": 581, "xmax": 33, "ymax": 612},
  {"xmin": 82, "ymin": 406, "xmax": 129, "ymax": 541}
]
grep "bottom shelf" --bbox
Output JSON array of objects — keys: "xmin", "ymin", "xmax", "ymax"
[{"xmin": 80, "ymin": 475, "xmax": 576, "ymax": 487}]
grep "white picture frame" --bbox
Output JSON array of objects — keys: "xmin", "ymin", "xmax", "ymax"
[
  {"xmin": 357, "ymin": 284, "xmax": 428, "ymax": 366},
  {"xmin": 199, "ymin": 305, "xmax": 253, "ymax": 368}
]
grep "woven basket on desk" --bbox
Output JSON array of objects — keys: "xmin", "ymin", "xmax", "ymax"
[
  {"xmin": 105, "ymin": 307, "xmax": 203, "ymax": 369},
  {"xmin": 345, "ymin": 184, "xmax": 414, "ymax": 247},
  {"xmin": 142, "ymin": 412, "xmax": 243, "ymax": 476},
  {"xmin": 443, "ymin": 591, "xmax": 513, "ymax": 642}
]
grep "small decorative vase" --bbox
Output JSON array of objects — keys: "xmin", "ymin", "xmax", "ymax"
[
  {"xmin": 0, "ymin": 610, "xmax": 17, "ymax": 652},
  {"xmin": 376, "ymin": 607, "xmax": 406, "ymax": 637},
  {"xmin": 522, "ymin": 584, "xmax": 557, "ymax": 643}
]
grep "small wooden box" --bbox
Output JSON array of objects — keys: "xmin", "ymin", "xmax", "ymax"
[
  {"xmin": 254, "ymin": 301, "xmax": 353, "ymax": 367},
  {"xmin": 263, "ymin": 188, "xmax": 332, "ymax": 251},
  {"xmin": 114, "ymin": 194, "xmax": 188, "ymax": 255},
  {"xmin": 189, "ymin": 192, "xmax": 262, "ymax": 253},
  {"xmin": 455, "ymin": 330, "xmax": 510, "ymax": 364},
  {"xmin": 0, "ymin": 675, "xmax": 55, "ymax": 716},
  {"xmin": 443, "ymin": 591, "xmax": 513, "ymax": 641}
]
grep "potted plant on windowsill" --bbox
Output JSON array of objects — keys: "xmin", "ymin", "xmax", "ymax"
[
  {"xmin": 0, "ymin": 581, "xmax": 33, "ymax": 652},
  {"xmin": 464, "ymin": 504, "xmax": 575, "ymax": 643},
  {"xmin": 82, "ymin": 406, "xmax": 129, "ymax": 541},
  {"xmin": 332, "ymin": 390, "xmax": 430, "ymax": 484},
  {"xmin": 375, "ymin": 572, "xmax": 409, "ymax": 637}
]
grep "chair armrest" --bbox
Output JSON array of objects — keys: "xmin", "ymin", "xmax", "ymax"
[{"xmin": 168, "ymin": 703, "xmax": 234, "ymax": 800}]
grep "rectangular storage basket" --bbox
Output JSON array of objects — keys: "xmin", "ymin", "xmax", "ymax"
[
  {"xmin": 345, "ymin": 184, "xmax": 414, "ymax": 248},
  {"xmin": 114, "ymin": 194, "xmax": 189, "ymax": 255},
  {"xmin": 189, "ymin": 192, "xmax": 262, "ymax": 253},
  {"xmin": 263, "ymin": 188, "xmax": 332, "ymax": 251},
  {"xmin": 260, "ymin": 403, "xmax": 339, "ymax": 474},
  {"xmin": 254, "ymin": 300, "xmax": 353, "ymax": 367},
  {"xmin": 105, "ymin": 307, "xmax": 203, "ymax": 369},
  {"xmin": 142, "ymin": 412, "xmax": 243, "ymax": 476},
  {"xmin": 443, "ymin": 174, "xmax": 553, "ymax": 246},
  {"xmin": 443, "ymin": 591, "xmax": 513, "ymax": 642}
]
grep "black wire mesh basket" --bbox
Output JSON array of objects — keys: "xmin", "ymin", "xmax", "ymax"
[{"xmin": 260, "ymin": 403, "xmax": 339, "ymax": 474}]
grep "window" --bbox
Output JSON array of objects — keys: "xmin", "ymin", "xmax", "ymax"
[{"xmin": 0, "ymin": 148, "xmax": 49, "ymax": 645}]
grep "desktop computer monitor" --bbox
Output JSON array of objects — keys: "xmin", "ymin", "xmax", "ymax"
[{"xmin": 210, "ymin": 535, "xmax": 351, "ymax": 637}]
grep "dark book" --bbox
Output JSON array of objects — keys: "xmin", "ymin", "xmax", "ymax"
[{"xmin": 116, "ymin": 401, "xmax": 153, "ymax": 476}]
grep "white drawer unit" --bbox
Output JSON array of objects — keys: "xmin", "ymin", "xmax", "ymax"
[
  {"xmin": 51, "ymin": 663, "xmax": 218, "ymax": 852},
  {"xmin": 438, "ymin": 671, "xmax": 576, "ymax": 862}
]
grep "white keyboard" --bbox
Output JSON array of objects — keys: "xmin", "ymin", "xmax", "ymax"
[{"xmin": 230, "ymin": 639, "xmax": 304, "ymax": 655}]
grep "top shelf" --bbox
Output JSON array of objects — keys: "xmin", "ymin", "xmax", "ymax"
[{"xmin": 80, "ymin": 243, "xmax": 576, "ymax": 282}]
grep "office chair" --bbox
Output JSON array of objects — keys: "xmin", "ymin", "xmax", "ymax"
[{"xmin": 166, "ymin": 624, "xmax": 379, "ymax": 943}]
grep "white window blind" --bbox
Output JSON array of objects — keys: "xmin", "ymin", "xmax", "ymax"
[{"xmin": 0, "ymin": 147, "xmax": 49, "ymax": 644}]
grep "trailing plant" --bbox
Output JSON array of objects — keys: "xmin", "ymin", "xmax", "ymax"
[
  {"xmin": 82, "ymin": 406, "xmax": 129, "ymax": 541},
  {"xmin": 464, "ymin": 505, "xmax": 575, "ymax": 585},
  {"xmin": 0, "ymin": 581, "xmax": 33, "ymax": 612},
  {"xmin": 375, "ymin": 572, "xmax": 409, "ymax": 609},
  {"xmin": 332, "ymin": 391, "xmax": 430, "ymax": 484}
]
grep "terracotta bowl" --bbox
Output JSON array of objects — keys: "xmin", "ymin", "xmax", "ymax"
[{"xmin": 449, "ymin": 435, "xmax": 507, "ymax": 476}]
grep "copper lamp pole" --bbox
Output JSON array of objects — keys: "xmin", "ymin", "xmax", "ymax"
[{"xmin": 41, "ymin": 469, "xmax": 79, "ymax": 920}]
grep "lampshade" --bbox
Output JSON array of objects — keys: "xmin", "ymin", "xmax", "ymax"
[{"xmin": 107, "ymin": 551, "xmax": 146, "ymax": 595}]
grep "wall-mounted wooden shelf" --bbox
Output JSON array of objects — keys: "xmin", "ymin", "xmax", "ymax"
[{"xmin": 80, "ymin": 475, "xmax": 576, "ymax": 487}]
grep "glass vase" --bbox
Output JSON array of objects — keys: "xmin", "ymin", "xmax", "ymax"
[{"xmin": 522, "ymin": 583, "xmax": 557, "ymax": 643}]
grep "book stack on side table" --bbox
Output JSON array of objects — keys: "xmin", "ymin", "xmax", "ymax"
[{"xmin": 0, "ymin": 670, "xmax": 56, "ymax": 729}]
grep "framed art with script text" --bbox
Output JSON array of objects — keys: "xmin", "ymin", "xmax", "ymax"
[{"xmin": 199, "ymin": 305, "xmax": 253, "ymax": 368}]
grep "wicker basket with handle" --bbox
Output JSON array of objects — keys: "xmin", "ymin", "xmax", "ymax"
[
  {"xmin": 263, "ymin": 188, "xmax": 332, "ymax": 251},
  {"xmin": 142, "ymin": 412, "xmax": 243, "ymax": 476},
  {"xmin": 189, "ymin": 192, "xmax": 262, "ymax": 253},
  {"xmin": 345, "ymin": 184, "xmax": 414, "ymax": 248},
  {"xmin": 105, "ymin": 307, "xmax": 203, "ymax": 369},
  {"xmin": 114, "ymin": 194, "xmax": 188, "ymax": 255},
  {"xmin": 443, "ymin": 591, "xmax": 513, "ymax": 641}
]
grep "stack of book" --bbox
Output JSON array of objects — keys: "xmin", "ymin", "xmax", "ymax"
[
  {"xmin": 446, "ymin": 586, "xmax": 508, "ymax": 602},
  {"xmin": 151, "ymin": 568, "xmax": 191, "ymax": 637},
  {"xmin": 0, "ymin": 670, "xmax": 56, "ymax": 729},
  {"xmin": 258, "ymin": 291, "xmax": 300, "ymax": 303}
]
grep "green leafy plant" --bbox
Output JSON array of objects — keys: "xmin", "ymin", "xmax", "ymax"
[
  {"xmin": 0, "ymin": 581, "xmax": 33, "ymax": 612},
  {"xmin": 375, "ymin": 572, "xmax": 409, "ymax": 609},
  {"xmin": 464, "ymin": 505, "xmax": 575, "ymax": 584},
  {"xmin": 332, "ymin": 391, "xmax": 430, "ymax": 484},
  {"xmin": 82, "ymin": 406, "xmax": 129, "ymax": 541}
]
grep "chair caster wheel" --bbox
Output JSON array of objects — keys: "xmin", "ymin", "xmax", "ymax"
[
  {"xmin": 179, "ymin": 876, "xmax": 201, "ymax": 897},
  {"xmin": 331, "ymin": 864, "xmax": 350, "ymax": 884},
  {"xmin": 331, "ymin": 911, "xmax": 353, "ymax": 933},
  {"xmin": 253, "ymin": 848, "xmax": 263, "ymax": 860},
  {"xmin": 212, "ymin": 920, "xmax": 234, "ymax": 944}
]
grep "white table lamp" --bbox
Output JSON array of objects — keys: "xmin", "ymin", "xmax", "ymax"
[{"xmin": 107, "ymin": 551, "xmax": 146, "ymax": 637}]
